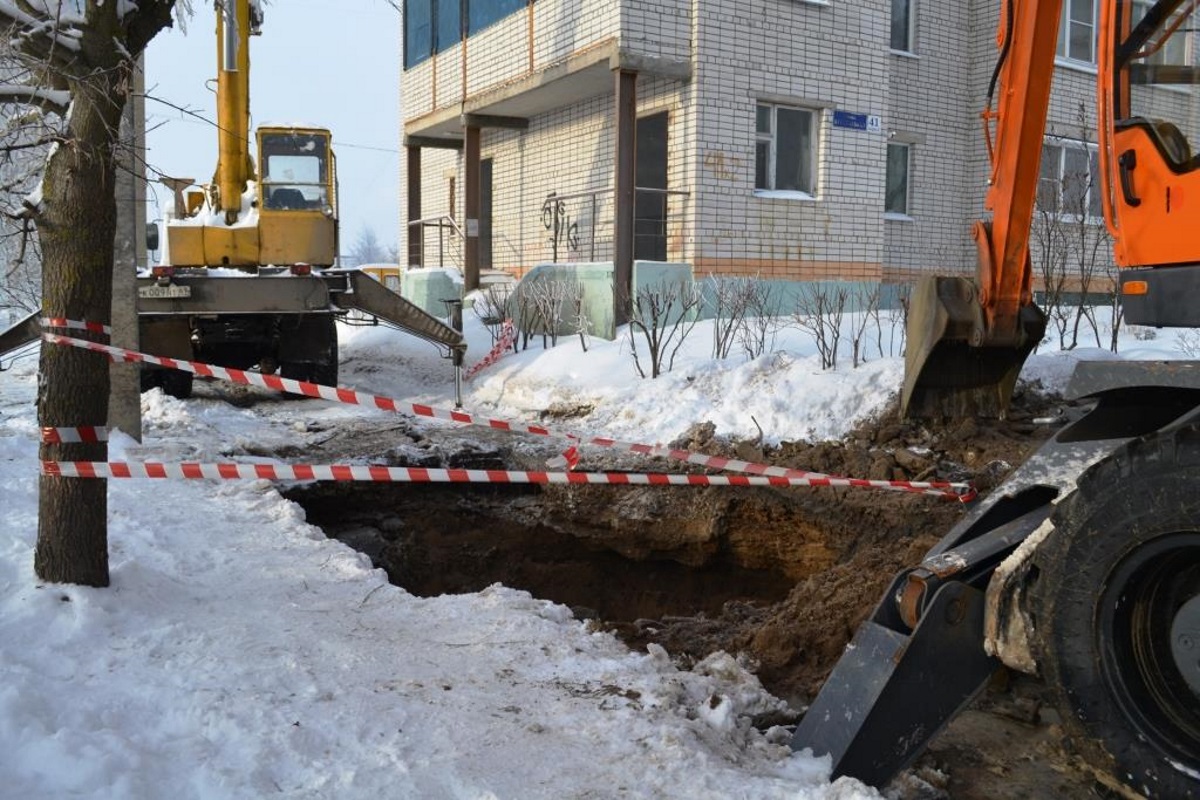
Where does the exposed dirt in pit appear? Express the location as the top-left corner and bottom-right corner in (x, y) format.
(284, 385), (1122, 800)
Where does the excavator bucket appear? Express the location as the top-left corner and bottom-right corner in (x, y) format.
(901, 276), (1046, 419)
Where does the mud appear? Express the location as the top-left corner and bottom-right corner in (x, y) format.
(284, 384), (1123, 799)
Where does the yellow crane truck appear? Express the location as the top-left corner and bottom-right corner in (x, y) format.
(135, 0), (462, 397)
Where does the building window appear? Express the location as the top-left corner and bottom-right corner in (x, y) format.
(755, 103), (817, 196)
(468, 0), (528, 35)
(885, 143), (911, 215)
(404, 0), (433, 68)
(1133, 0), (1191, 66)
(404, 0), (469, 69)
(890, 0), (914, 53)
(1058, 0), (1097, 64)
(1038, 139), (1102, 220)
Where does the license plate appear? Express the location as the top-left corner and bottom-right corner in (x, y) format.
(138, 284), (192, 299)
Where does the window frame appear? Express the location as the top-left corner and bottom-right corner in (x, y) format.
(890, 0), (915, 54)
(1037, 137), (1104, 223)
(1057, 0), (1098, 65)
(1131, 0), (1192, 67)
(885, 142), (912, 218)
(754, 102), (819, 199)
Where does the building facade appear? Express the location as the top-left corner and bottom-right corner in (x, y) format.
(399, 0), (1109, 292)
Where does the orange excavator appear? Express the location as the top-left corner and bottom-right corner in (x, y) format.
(793, 2), (1200, 797)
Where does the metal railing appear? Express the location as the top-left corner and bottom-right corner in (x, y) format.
(541, 186), (690, 262)
(407, 214), (465, 269)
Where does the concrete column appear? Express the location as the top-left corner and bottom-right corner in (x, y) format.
(463, 124), (482, 292)
(613, 68), (638, 325)
(108, 57), (144, 442)
(406, 144), (423, 268)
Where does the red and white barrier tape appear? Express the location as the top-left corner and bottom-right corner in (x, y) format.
(464, 319), (516, 380)
(41, 426), (109, 444)
(41, 326), (976, 502)
(39, 460), (961, 495)
(547, 445), (580, 471)
(40, 318), (111, 337)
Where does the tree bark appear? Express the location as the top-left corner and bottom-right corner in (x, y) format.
(32, 2), (176, 586)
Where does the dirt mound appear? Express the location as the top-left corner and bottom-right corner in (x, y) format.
(581, 385), (1063, 702)
(288, 383), (1101, 799)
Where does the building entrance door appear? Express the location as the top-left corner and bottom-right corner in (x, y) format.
(480, 158), (493, 270)
(635, 112), (668, 262)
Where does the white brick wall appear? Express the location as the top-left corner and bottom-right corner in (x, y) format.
(399, 0), (1128, 286)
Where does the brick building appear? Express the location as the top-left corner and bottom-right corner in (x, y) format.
(399, 0), (1109, 293)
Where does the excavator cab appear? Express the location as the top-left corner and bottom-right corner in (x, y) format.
(1105, 0), (1200, 328)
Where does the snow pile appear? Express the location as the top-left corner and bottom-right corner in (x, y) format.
(0, 318), (892, 799)
(0, 310), (1189, 798)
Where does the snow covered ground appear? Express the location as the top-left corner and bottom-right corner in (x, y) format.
(0, 310), (1187, 799)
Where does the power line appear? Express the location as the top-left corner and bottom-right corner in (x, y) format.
(142, 94), (401, 155)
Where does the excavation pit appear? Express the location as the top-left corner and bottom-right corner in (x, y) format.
(286, 482), (798, 625)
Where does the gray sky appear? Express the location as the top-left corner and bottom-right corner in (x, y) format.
(143, 0), (403, 257)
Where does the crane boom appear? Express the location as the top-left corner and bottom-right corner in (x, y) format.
(215, 0), (256, 220)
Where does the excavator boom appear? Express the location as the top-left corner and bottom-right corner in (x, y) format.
(901, 0), (1056, 418)
(799, 3), (1200, 796)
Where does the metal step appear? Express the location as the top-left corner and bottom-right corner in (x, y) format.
(328, 270), (466, 363)
(0, 311), (41, 364)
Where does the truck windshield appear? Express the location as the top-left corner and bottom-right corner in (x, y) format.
(1117, 0), (1200, 166)
(260, 132), (330, 210)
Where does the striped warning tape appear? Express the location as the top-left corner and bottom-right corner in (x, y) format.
(41, 326), (976, 502)
(41, 426), (109, 444)
(38, 460), (963, 495)
(40, 318), (111, 337)
(464, 319), (516, 380)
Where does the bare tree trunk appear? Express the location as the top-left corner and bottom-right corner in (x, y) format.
(35, 64), (129, 587)
(2, 1), (176, 586)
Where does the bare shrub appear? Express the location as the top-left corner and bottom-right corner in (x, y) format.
(848, 284), (882, 367)
(1175, 329), (1200, 358)
(510, 275), (589, 350)
(792, 283), (848, 369)
(1031, 105), (1112, 350)
(626, 280), (702, 378)
(472, 283), (513, 345)
(737, 279), (779, 360)
(1105, 264), (1124, 353)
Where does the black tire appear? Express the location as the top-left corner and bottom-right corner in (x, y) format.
(139, 367), (161, 393)
(160, 370), (194, 400)
(281, 317), (338, 389)
(1031, 425), (1200, 799)
(311, 317), (338, 387)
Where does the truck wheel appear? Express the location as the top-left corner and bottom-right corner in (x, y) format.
(139, 367), (161, 393)
(161, 370), (194, 400)
(311, 320), (338, 387)
(1031, 425), (1200, 799)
